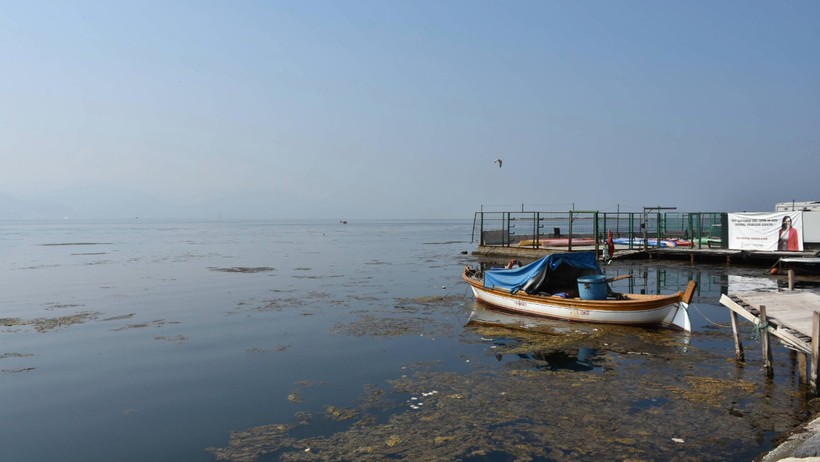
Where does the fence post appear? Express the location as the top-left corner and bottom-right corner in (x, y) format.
(504, 212), (509, 247)
(656, 212), (662, 249)
(594, 211), (600, 257)
(479, 212), (484, 246)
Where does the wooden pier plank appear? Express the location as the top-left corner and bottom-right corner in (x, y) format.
(730, 291), (820, 336)
(718, 294), (815, 355)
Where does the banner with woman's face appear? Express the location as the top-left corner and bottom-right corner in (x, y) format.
(727, 212), (803, 251)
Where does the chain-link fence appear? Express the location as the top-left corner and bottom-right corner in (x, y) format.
(472, 211), (725, 250)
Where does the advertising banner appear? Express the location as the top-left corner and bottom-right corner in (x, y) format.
(727, 212), (803, 251)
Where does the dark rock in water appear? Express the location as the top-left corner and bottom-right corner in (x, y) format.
(461, 251), (468, 255)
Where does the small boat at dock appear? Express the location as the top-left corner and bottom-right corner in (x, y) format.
(463, 252), (697, 331)
(777, 256), (820, 275)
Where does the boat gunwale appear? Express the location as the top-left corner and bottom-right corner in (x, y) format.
(462, 272), (683, 312)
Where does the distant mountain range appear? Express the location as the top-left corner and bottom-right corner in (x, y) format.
(0, 186), (188, 220)
(0, 185), (349, 220)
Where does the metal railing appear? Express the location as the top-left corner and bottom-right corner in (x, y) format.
(472, 210), (726, 250)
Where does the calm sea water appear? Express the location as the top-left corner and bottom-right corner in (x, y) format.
(0, 219), (815, 461)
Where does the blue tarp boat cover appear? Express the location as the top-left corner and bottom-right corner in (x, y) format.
(483, 252), (603, 294)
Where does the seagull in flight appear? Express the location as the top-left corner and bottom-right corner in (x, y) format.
(494, 158), (503, 168)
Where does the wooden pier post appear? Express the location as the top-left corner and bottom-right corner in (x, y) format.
(730, 310), (745, 362)
(812, 311), (820, 391)
(799, 352), (808, 384)
(759, 305), (773, 377)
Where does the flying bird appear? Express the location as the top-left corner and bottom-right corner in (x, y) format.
(494, 158), (503, 168)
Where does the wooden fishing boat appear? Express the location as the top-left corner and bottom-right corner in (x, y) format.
(463, 252), (697, 331)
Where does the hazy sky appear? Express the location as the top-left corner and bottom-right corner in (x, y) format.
(2, 1), (818, 219)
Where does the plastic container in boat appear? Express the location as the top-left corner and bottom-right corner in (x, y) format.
(577, 275), (607, 300)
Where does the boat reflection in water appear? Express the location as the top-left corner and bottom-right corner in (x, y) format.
(466, 303), (609, 372)
(466, 300), (693, 374)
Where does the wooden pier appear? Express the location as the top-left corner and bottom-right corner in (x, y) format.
(720, 285), (820, 388)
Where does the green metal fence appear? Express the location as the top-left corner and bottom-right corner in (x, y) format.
(472, 211), (725, 250)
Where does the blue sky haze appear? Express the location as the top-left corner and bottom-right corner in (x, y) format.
(2, 1), (818, 219)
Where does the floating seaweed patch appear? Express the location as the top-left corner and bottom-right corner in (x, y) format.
(325, 406), (357, 421)
(45, 303), (85, 311)
(331, 315), (451, 337)
(292, 274), (344, 279)
(394, 295), (465, 313)
(0, 353), (34, 359)
(209, 267), (276, 273)
(154, 335), (188, 344)
(0, 318), (24, 327)
(82, 260), (112, 266)
(32, 311), (100, 333)
(40, 242), (111, 246)
(2, 367), (36, 374)
(100, 313), (136, 322)
(294, 411), (311, 426)
(246, 344), (289, 353)
(112, 319), (181, 331)
(665, 375), (757, 408)
(206, 343), (781, 462)
(207, 423), (295, 461)
(248, 291), (337, 313)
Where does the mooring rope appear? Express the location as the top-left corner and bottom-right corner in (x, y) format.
(690, 303), (731, 329)
(440, 278), (468, 300)
(752, 321), (770, 340)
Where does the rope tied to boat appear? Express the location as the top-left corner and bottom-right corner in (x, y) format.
(752, 321), (769, 340)
(690, 303), (730, 329)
